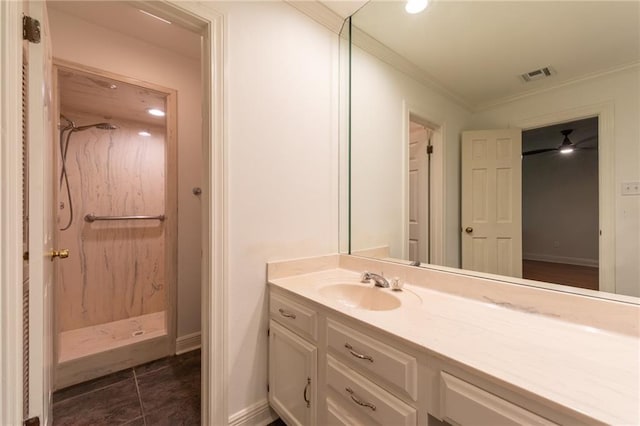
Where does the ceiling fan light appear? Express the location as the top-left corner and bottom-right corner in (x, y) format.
(560, 147), (574, 154)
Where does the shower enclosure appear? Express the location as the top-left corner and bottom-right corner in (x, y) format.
(53, 63), (177, 389)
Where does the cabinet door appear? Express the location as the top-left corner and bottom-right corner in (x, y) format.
(269, 320), (317, 426)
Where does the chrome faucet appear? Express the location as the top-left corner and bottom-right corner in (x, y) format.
(360, 271), (390, 288)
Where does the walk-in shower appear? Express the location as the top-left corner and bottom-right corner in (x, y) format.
(54, 66), (176, 389)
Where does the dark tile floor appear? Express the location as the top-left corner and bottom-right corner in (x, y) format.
(53, 350), (201, 425)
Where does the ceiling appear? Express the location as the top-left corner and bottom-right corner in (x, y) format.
(352, 1), (640, 109)
(48, 1), (201, 60)
(59, 67), (167, 128)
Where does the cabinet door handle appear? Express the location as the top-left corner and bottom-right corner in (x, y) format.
(344, 343), (374, 362)
(278, 308), (296, 319)
(303, 377), (311, 408)
(345, 387), (376, 411)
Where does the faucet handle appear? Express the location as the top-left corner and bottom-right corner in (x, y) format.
(360, 271), (371, 283)
(390, 277), (404, 291)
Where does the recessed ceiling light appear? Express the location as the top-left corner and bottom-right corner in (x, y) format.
(138, 130), (151, 137)
(147, 108), (165, 117)
(139, 10), (172, 24)
(405, 0), (429, 14)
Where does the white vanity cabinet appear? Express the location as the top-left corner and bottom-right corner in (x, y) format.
(269, 294), (318, 426)
(268, 285), (592, 426)
(439, 372), (557, 426)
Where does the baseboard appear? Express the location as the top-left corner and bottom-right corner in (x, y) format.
(523, 253), (599, 268)
(229, 399), (278, 426)
(175, 332), (201, 355)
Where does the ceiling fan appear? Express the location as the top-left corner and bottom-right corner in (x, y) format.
(522, 129), (597, 157)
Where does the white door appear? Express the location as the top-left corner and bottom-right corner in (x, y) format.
(269, 320), (317, 426)
(461, 129), (522, 277)
(25, 1), (55, 423)
(408, 124), (429, 264)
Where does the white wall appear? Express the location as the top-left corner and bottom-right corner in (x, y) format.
(48, 9), (203, 337)
(350, 45), (472, 266)
(472, 67), (640, 296)
(210, 2), (339, 416)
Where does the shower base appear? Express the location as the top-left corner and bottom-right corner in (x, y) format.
(56, 311), (171, 389)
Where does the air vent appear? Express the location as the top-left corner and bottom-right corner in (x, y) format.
(520, 66), (554, 82)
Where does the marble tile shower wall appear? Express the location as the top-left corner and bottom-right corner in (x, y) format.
(56, 110), (167, 332)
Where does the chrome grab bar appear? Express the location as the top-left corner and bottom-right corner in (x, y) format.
(84, 214), (165, 223)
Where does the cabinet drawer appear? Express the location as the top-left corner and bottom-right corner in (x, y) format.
(440, 372), (557, 426)
(326, 397), (370, 426)
(327, 319), (418, 400)
(327, 355), (417, 426)
(270, 293), (317, 341)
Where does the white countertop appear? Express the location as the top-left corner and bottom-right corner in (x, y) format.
(269, 268), (640, 425)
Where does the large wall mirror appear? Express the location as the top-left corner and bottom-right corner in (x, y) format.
(344, 1), (639, 301)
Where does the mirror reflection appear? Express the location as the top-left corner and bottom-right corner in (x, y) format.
(347, 1), (639, 299)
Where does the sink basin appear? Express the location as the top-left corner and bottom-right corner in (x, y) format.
(319, 284), (401, 311)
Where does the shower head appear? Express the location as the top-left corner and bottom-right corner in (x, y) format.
(59, 114), (75, 130)
(73, 122), (118, 132)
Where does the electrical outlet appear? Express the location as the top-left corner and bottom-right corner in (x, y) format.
(622, 182), (640, 195)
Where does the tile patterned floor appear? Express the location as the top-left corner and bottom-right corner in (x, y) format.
(53, 350), (200, 425)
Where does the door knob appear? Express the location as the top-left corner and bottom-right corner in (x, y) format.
(50, 249), (70, 261)
(465, 227), (473, 234)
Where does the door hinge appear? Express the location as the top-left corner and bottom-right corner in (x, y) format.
(267, 383), (270, 393)
(426, 145), (434, 155)
(23, 251), (29, 261)
(267, 328), (270, 337)
(23, 15), (41, 43)
(24, 417), (40, 426)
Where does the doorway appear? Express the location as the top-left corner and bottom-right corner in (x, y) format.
(521, 117), (599, 290)
(406, 113), (444, 266)
(19, 2), (220, 419)
(53, 63), (178, 389)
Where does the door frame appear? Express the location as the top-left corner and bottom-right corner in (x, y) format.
(1, 1), (28, 424)
(514, 102), (615, 293)
(0, 1), (228, 425)
(51, 59), (179, 387)
(402, 102), (445, 265)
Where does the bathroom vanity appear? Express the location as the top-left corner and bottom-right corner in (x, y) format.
(267, 255), (640, 426)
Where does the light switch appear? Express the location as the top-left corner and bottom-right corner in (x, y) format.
(621, 182), (640, 195)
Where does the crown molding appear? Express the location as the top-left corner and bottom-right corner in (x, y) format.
(351, 23), (640, 114)
(475, 61), (640, 112)
(351, 26), (474, 112)
(285, 1), (347, 34)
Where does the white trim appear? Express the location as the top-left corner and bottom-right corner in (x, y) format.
(285, 1), (345, 34)
(228, 399), (278, 426)
(0, 1), (25, 424)
(523, 253), (599, 268)
(338, 17), (350, 255)
(514, 102), (615, 294)
(176, 332), (201, 355)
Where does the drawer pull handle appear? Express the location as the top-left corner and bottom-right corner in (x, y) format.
(278, 308), (296, 319)
(344, 343), (374, 362)
(345, 387), (376, 411)
(303, 377), (311, 408)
